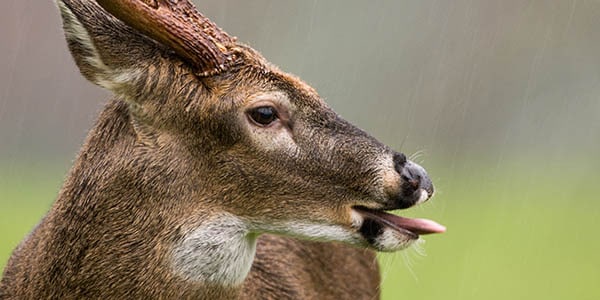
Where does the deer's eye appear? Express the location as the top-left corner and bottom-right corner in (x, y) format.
(248, 106), (278, 126)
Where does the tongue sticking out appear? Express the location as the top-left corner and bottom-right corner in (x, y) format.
(355, 207), (446, 235)
(379, 213), (446, 235)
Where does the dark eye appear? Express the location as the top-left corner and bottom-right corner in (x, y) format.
(248, 106), (278, 126)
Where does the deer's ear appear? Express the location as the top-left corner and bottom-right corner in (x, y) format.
(58, 0), (238, 94)
(57, 0), (155, 93)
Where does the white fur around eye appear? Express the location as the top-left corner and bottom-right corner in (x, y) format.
(243, 92), (299, 155)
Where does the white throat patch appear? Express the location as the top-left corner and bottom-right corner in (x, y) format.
(172, 214), (257, 286)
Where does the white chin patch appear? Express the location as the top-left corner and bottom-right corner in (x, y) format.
(374, 227), (416, 252)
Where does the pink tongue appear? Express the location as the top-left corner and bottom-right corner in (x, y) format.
(383, 214), (446, 235)
(354, 207), (446, 235)
(359, 208), (446, 235)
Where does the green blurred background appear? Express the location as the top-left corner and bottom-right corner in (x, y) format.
(1, 1), (598, 299)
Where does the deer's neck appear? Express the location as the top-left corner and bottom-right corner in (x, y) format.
(172, 214), (258, 288)
(56, 101), (257, 297)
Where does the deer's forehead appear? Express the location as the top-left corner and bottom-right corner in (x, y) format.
(260, 71), (325, 111)
(232, 48), (324, 108)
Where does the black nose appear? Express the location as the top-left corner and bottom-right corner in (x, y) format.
(392, 152), (434, 208)
(399, 160), (434, 196)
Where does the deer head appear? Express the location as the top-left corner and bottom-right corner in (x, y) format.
(55, 0), (444, 288)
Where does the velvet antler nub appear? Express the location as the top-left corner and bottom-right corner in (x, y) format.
(97, 0), (237, 76)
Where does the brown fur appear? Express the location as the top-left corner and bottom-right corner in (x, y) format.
(0, 1), (426, 299)
(1, 99), (380, 299)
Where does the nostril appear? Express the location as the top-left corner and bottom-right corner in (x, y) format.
(408, 178), (419, 189)
(402, 170), (420, 190)
(400, 161), (429, 194)
(392, 159), (434, 208)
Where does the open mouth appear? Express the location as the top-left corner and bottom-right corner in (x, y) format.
(353, 206), (446, 239)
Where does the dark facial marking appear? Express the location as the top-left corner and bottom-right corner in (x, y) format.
(359, 218), (384, 245)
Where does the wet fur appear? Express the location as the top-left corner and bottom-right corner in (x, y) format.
(0, 100), (380, 299)
(0, 0), (396, 298)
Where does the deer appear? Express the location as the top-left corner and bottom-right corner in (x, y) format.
(0, 0), (445, 299)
